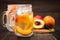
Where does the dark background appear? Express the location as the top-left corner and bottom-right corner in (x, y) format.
(0, 0), (60, 40)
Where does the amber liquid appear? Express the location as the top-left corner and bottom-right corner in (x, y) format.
(14, 13), (33, 35)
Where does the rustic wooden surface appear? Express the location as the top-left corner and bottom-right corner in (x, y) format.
(0, 26), (57, 40)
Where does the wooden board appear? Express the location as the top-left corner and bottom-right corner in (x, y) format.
(33, 29), (55, 33)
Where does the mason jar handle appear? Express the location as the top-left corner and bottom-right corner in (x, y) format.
(2, 11), (6, 27)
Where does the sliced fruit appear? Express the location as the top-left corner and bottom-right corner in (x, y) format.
(14, 24), (33, 35)
(14, 13), (33, 35)
(15, 13), (33, 29)
(33, 15), (44, 29)
(33, 18), (45, 28)
(15, 13), (31, 24)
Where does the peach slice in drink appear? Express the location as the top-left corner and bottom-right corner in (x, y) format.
(14, 13), (33, 35)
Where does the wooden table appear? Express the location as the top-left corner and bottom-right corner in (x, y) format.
(0, 25), (59, 40)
